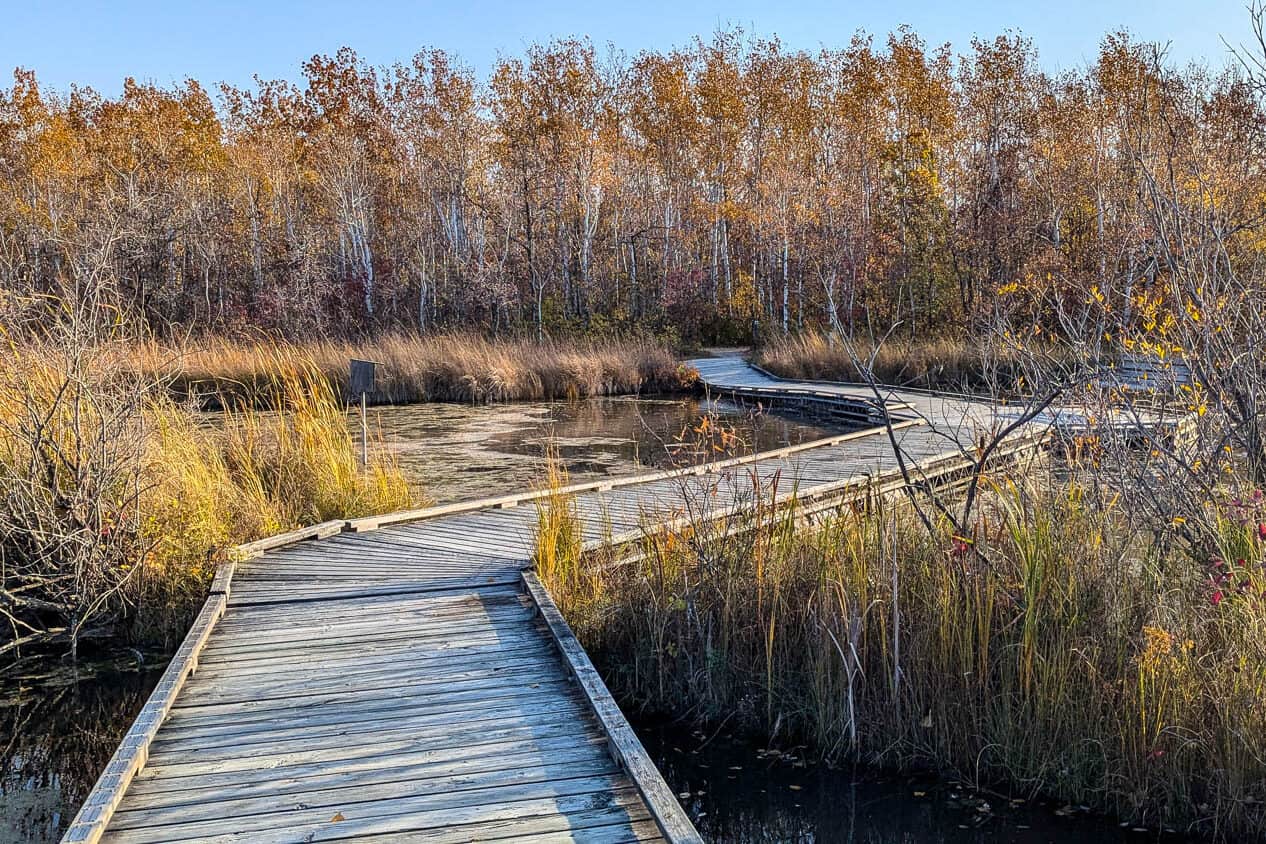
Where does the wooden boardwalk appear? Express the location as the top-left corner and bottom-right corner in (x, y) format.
(66, 356), (1043, 844)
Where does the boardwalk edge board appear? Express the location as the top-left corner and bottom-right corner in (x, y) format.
(745, 359), (984, 402)
(229, 520), (345, 561)
(61, 564), (234, 844)
(522, 570), (704, 844)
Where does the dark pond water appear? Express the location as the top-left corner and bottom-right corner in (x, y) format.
(636, 722), (1187, 844)
(0, 658), (166, 842)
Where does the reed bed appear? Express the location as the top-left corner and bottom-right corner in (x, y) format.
(756, 332), (1033, 392)
(538, 470), (1266, 838)
(0, 338), (412, 661)
(136, 332), (694, 407)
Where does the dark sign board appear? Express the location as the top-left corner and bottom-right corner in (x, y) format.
(349, 359), (378, 396)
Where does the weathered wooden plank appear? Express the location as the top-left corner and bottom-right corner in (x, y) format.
(163, 679), (580, 740)
(110, 747), (622, 829)
(190, 638), (556, 681)
(198, 604), (538, 653)
(239, 546), (521, 566)
(207, 592), (533, 631)
(153, 695), (596, 754)
(146, 713), (602, 774)
(138, 728), (606, 789)
(523, 571), (702, 844)
(316, 530), (535, 558)
(181, 655), (558, 703)
(123, 738), (611, 812)
(333, 529), (534, 557)
(227, 573), (524, 605)
(167, 673), (571, 722)
(227, 518), (346, 560)
(192, 635), (553, 676)
(247, 544), (515, 566)
(369, 818), (663, 844)
(188, 621), (548, 667)
(105, 781), (648, 844)
(110, 766), (634, 842)
(173, 659), (571, 716)
(242, 572), (519, 603)
(213, 587), (529, 630)
(128, 724), (603, 799)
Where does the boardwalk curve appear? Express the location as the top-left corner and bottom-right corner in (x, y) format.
(67, 355), (1044, 844)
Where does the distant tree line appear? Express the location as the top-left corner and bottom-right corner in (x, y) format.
(0, 26), (1263, 343)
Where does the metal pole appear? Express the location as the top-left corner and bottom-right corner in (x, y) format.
(360, 391), (368, 467)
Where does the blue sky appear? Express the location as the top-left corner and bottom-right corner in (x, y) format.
(3, 0), (1255, 94)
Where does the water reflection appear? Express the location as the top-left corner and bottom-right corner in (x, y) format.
(1, 659), (164, 842)
(637, 723), (1184, 843)
(369, 395), (839, 503)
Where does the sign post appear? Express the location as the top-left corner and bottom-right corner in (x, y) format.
(349, 359), (379, 467)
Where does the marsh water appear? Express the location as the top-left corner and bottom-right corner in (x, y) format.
(636, 723), (1183, 843)
(367, 394), (837, 503)
(1, 394), (1175, 842)
(1, 659), (164, 842)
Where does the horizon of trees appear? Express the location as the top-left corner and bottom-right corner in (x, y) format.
(1, 24), (1263, 344)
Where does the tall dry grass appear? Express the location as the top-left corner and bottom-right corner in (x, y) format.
(532, 454), (587, 602)
(0, 339), (412, 660)
(541, 470), (1266, 838)
(756, 332), (1033, 392)
(137, 332), (694, 407)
